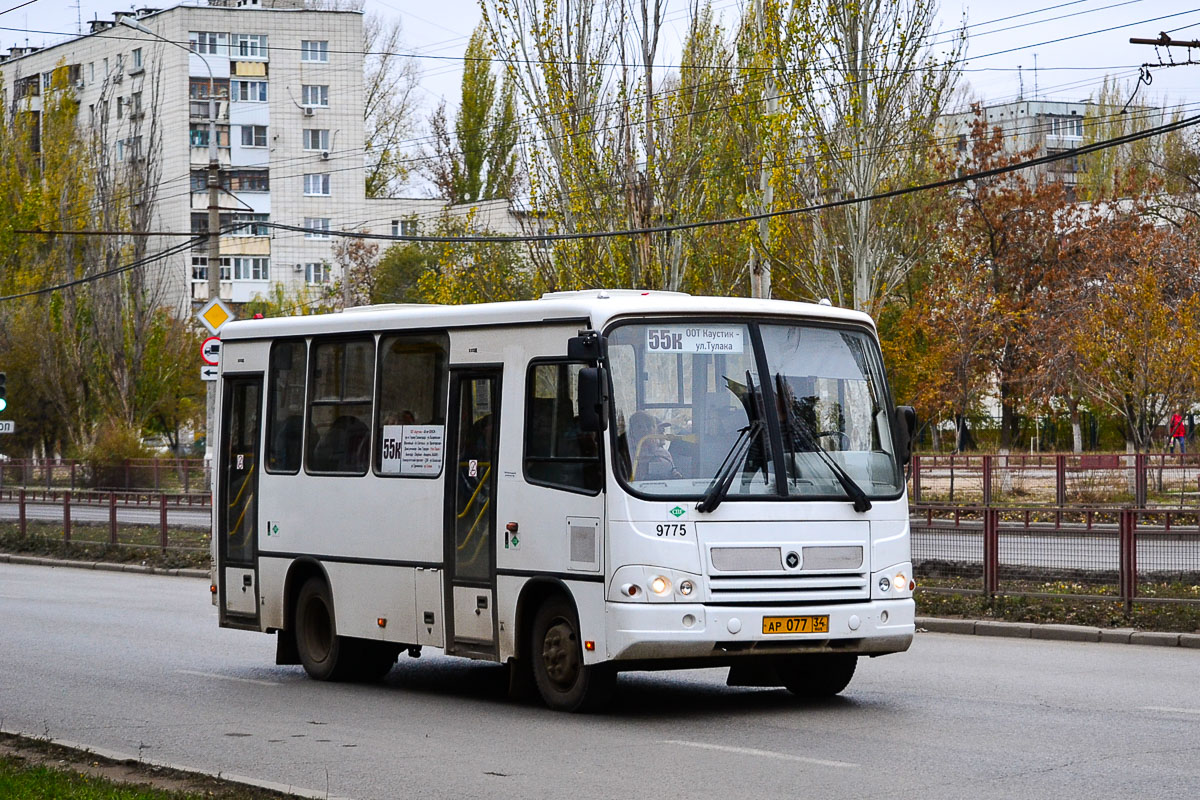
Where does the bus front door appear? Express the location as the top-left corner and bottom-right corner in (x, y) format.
(444, 369), (501, 657)
(218, 374), (262, 627)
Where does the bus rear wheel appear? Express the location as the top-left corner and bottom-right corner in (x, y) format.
(530, 596), (614, 712)
(781, 653), (857, 698)
(295, 576), (351, 681)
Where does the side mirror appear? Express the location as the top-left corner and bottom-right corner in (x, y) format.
(895, 405), (917, 466)
(577, 367), (609, 432)
(567, 329), (605, 362)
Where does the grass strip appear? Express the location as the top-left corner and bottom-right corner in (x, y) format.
(0, 733), (301, 799)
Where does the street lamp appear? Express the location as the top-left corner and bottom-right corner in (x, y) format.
(116, 14), (221, 301)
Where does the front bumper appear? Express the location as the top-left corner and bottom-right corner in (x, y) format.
(605, 598), (914, 661)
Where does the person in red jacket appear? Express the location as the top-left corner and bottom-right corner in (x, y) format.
(1169, 411), (1186, 454)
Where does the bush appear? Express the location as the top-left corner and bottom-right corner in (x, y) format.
(74, 423), (152, 489)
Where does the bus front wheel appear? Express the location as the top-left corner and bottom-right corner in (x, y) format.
(295, 577), (350, 681)
(530, 596), (614, 712)
(781, 653), (857, 698)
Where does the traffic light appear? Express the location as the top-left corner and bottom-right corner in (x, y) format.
(0, 372), (6, 413)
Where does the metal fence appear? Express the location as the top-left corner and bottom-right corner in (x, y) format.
(912, 453), (1200, 508)
(0, 488), (211, 553)
(912, 504), (1200, 609)
(0, 458), (211, 493)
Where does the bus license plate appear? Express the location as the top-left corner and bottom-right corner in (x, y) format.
(762, 615), (829, 634)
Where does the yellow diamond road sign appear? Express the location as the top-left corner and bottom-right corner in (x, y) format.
(197, 297), (235, 335)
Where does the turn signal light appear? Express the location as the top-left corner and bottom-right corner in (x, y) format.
(210, 584), (217, 594)
(377, 618), (387, 628)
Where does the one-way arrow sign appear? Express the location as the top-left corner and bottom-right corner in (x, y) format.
(200, 365), (219, 382)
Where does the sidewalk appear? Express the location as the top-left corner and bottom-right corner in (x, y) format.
(0, 552), (208, 579)
(918, 616), (1200, 648)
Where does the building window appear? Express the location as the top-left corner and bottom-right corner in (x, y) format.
(300, 40), (328, 62)
(189, 32), (227, 56)
(89, 62), (94, 83)
(305, 262), (331, 284)
(191, 255), (232, 282)
(231, 213), (269, 236)
(189, 78), (230, 100)
(132, 48), (142, 69)
(304, 217), (331, 238)
(234, 256), (270, 281)
(304, 173), (331, 196)
(231, 80), (268, 102)
(130, 92), (142, 116)
(302, 128), (329, 151)
(1049, 115), (1084, 138)
(301, 84), (328, 107)
(189, 124), (230, 148)
(391, 219), (418, 237)
(228, 170), (269, 192)
(241, 124), (268, 147)
(232, 34), (268, 59)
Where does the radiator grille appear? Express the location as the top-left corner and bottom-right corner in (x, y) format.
(711, 546), (780, 572)
(707, 572), (869, 604)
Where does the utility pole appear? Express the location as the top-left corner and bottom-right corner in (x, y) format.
(1129, 32), (1200, 49)
(118, 16), (221, 485)
(749, 0), (775, 299)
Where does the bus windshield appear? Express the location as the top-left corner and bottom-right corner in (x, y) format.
(607, 320), (903, 502)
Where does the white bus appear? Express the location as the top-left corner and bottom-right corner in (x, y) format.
(212, 291), (918, 711)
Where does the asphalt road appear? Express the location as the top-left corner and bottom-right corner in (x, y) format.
(0, 502), (210, 529)
(1, 562), (1197, 799)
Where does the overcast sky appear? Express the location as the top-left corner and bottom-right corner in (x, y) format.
(6, 0), (1200, 118)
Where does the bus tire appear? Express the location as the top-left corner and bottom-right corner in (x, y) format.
(781, 653), (857, 698)
(530, 596), (614, 712)
(352, 641), (400, 682)
(295, 576), (351, 681)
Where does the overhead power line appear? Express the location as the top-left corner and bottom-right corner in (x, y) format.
(262, 111), (1200, 245)
(0, 235), (206, 302)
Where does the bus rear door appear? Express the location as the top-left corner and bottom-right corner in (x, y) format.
(444, 369), (501, 657)
(218, 374), (262, 627)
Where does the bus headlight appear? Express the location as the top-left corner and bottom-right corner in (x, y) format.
(608, 566), (704, 603)
(872, 563), (914, 599)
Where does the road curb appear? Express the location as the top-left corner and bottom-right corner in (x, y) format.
(0, 552), (207, 579)
(5, 732), (351, 800)
(918, 617), (1198, 648)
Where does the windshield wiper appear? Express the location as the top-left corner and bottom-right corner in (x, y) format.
(696, 419), (764, 513)
(776, 373), (872, 513)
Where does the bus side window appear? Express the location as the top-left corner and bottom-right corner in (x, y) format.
(375, 332), (449, 477)
(265, 340), (306, 473)
(523, 361), (602, 494)
(306, 337), (374, 475)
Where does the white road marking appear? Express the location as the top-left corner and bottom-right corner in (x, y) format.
(176, 669), (279, 687)
(661, 739), (858, 768)
(1142, 706), (1200, 715)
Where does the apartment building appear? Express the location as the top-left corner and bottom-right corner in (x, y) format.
(0, 1), (517, 310)
(939, 99), (1165, 194)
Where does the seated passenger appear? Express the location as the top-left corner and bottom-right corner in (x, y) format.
(629, 411), (680, 480)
